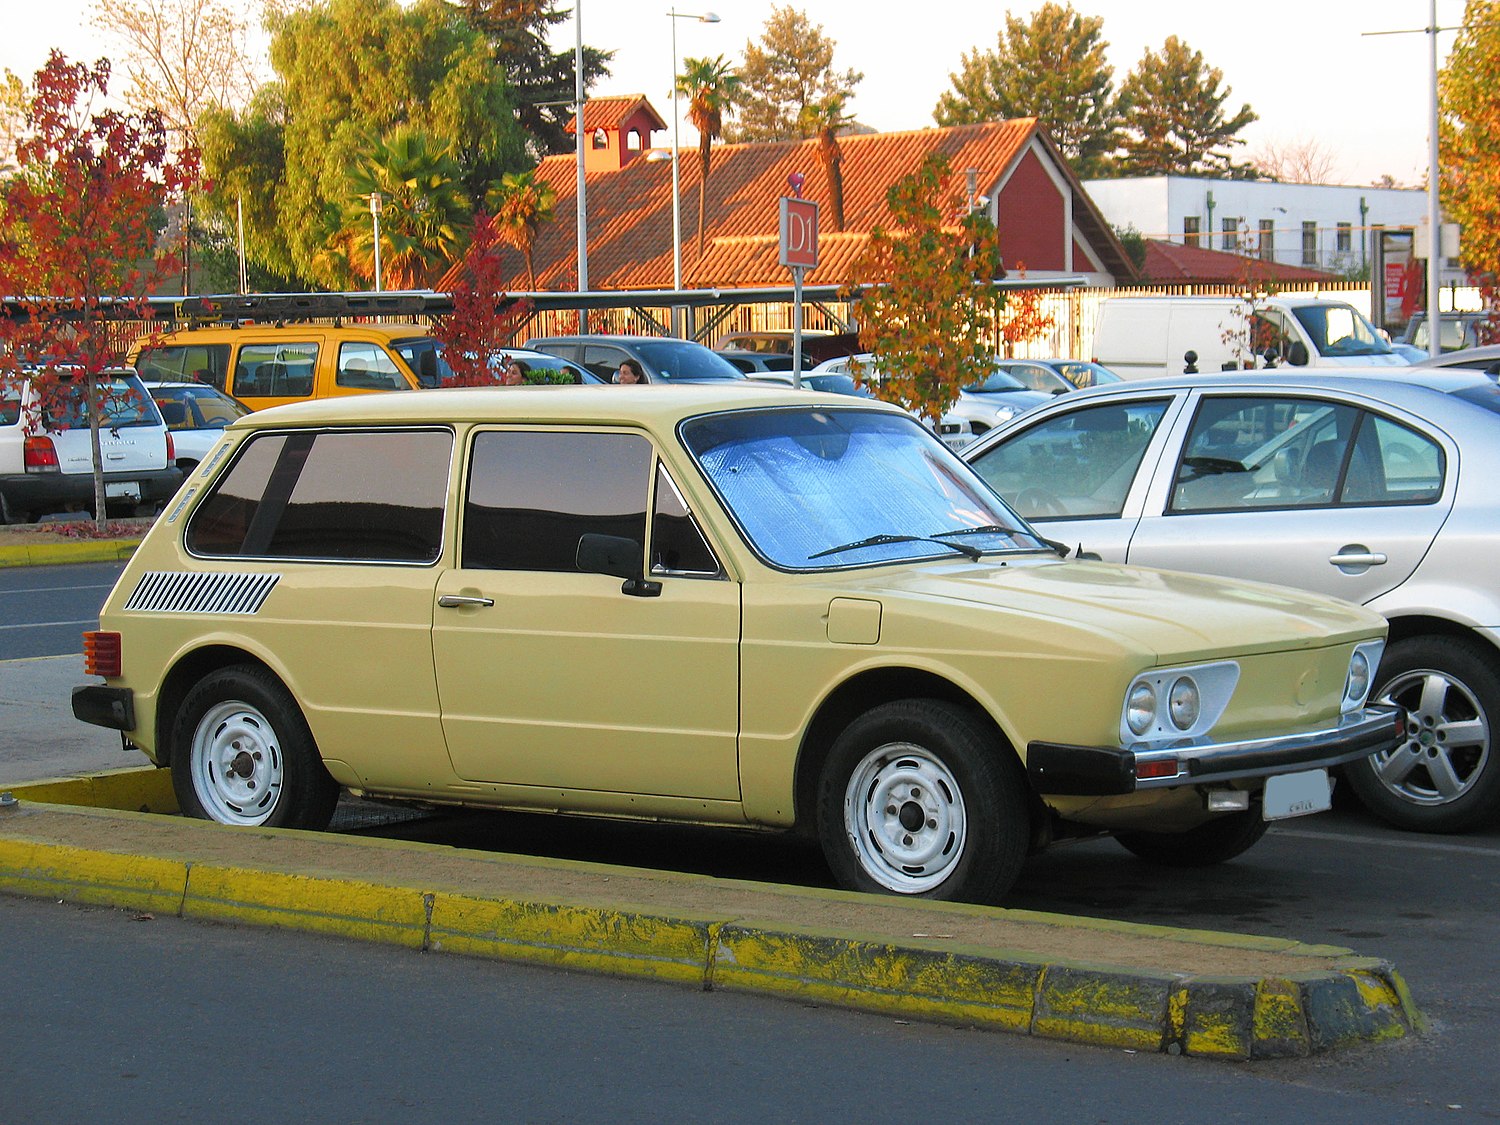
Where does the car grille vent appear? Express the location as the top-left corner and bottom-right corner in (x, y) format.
(124, 571), (281, 615)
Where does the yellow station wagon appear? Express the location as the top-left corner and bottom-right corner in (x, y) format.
(74, 385), (1404, 903)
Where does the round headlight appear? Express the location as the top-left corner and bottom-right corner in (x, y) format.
(1168, 676), (1200, 730)
(1126, 681), (1157, 736)
(1346, 650), (1371, 703)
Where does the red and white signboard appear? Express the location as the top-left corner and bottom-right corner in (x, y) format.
(779, 197), (819, 270)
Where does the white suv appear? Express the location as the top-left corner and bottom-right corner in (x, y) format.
(0, 367), (182, 524)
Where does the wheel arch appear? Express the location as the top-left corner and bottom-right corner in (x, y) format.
(154, 645), (283, 767)
(1383, 613), (1500, 660)
(791, 666), (1037, 837)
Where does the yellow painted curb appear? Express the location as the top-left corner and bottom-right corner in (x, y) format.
(5, 767), (177, 813)
(0, 538), (141, 568)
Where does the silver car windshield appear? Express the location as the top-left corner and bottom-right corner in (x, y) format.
(682, 407), (1047, 570)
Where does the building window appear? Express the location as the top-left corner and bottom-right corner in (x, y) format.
(626, 129), (642, 151)
(1258, 219), (1276, 261)
(1183, 216), (1201, 247)
(1302, 221), (1318, 266)
(1336, 222), (1352, 253)
(591, 128), (607, 150)
(1222, 218), (1239, 251)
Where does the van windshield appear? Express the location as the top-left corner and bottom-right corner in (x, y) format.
(1291, 304), (1393, 358)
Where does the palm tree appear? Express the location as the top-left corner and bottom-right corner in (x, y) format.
(676, 54), (741, 259)
(799, 94), (849, 233)
(484, 170), (557, 290)
(343, 126), (470, 290)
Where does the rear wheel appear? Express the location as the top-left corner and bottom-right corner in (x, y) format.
(1345, 635), (1500, 833)
(816, 700), (1029, 905)
(1115, 809), (1269, 866)
(171, 665), (339, 830)
(0, 492), (30, 525)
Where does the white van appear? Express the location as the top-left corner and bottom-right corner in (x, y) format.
(1092, 295), (1411, 379)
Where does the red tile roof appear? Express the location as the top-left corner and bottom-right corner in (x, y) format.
(565, 95), (666, 135)
(1143, 238), (1336, 284)
(443, 119), (1135, 292)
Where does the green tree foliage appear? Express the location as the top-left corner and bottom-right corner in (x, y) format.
(1440, 0), (1500, 296)
(725, 5), (861, 143)
(484, 169), (556, 290)
(1115, 35), (1256, 175)
(846, 153), (1007, 425)
(933, 2), (1118, 177)
(677, 55), (742, 261)
(197, 0), (526, 288)
(446, 0), (612, 156)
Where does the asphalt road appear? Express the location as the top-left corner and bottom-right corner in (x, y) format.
(3, 561), (1499, 1118)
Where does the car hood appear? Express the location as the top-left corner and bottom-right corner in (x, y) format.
(829, 556), (1381, 663)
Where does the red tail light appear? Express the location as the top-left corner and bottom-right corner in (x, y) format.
(83, 631), (122, 678)
(24, 435), (59, 472)
(166, 432), (175, 464)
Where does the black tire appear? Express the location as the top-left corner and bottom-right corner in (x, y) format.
(1345, 635), (1500, 833)
(170, 665), (339, 830)
(816, 699), (1030, 905)
(0, 492), (30, 525)
(1115, 809), (1269, 866)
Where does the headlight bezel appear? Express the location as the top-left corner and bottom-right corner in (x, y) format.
(1120, 661), (1239, 746)
(1344, 639), (1386, 712)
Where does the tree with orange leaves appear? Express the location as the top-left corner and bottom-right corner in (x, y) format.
(0, 52), (195, 526)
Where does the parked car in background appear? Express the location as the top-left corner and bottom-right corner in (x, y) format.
(482, 348), (603, 386)
(1000, 358), (1122, 390)
(806, 354), (973, 448)
(74, 383), (1398, 904)
(145, 381), (250, 473)
(1400, 311), (1492, 354)
(527, 335), (749, 384)
(717, 350), (797, 377)
(1409, 343), (1500, 376)
(713, 329), (862, 366)
(1, 367), (181, 524)
(963, 367), (1500, 833)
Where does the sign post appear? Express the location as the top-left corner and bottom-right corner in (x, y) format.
(779, 191), (819, 388)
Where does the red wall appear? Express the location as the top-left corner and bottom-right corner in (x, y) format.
(998, 149), (1067, 273)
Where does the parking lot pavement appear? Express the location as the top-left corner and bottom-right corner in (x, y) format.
(1, 656), (152, 782)
(0, 768), (1421, 1062)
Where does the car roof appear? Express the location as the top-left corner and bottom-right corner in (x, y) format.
(528, 334), (710, 347)
(136, 322), (435, 346)
(1409, 344), (1500, 369)
(228, 382), (909, 432)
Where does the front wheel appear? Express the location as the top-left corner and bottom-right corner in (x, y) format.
(1115, 809), (1269, 866)
(816, 700), (1030, 905)
(171, 665), (339, 830)
(1345, 635), (1500, 833)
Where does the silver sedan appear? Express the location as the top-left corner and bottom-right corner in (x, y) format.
(963, 367), (1500, 833)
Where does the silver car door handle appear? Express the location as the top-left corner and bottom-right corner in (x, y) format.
(1329, 550), (1388, 567)
(437, 594), (495, 608)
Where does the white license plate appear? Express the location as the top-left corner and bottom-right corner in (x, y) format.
(1263, 769), (1332, 821)
(105, 481), (141, 501)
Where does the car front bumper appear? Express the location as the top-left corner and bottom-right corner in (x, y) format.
(1026, 704), (1405, 796)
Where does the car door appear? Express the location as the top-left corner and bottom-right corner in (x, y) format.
(1124, 389), (1454, 603)
(431, 426), (741, 799)
(966, 393), (1186, 561)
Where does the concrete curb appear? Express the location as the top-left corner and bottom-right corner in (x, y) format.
(0, 768), (1424, 1060)
(0, 537), (142, 568)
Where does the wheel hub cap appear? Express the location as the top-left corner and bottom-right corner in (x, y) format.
(191, 701), (284, 825)
(1373, 669), (1490, 806)
(844, 743), (966, 894)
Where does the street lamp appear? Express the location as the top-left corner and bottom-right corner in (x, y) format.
(369, 191), (384, 293)
(575, 1), (588, 293)
(668, 8), (719, 292)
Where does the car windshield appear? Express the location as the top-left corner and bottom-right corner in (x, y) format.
(392, 336), (454, 387)
(682, 407), (1046, 570)
(1290, 305), (1393, 357)
(633, 341), (745, 381)
(996, 364), (1073, 393)
(963, 368), (1032, 394)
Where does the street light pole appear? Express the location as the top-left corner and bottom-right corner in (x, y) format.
(369, 191), (384, 293)
(575, 1), (588, 293)
(1426, 0), (1442, 359)
(668, 8), (719, 293)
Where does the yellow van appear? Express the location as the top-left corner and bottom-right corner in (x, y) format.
(131, 318), (448, 410)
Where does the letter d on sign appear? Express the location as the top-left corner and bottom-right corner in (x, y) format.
(779, 197), (819, 270)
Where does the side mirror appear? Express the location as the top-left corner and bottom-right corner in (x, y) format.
(1287, 341), (1310, 367)
(576, 533), (661, 598)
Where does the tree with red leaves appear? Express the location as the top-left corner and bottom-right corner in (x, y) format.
(0, 51), (195, 525)
(431, 211), (534, 387)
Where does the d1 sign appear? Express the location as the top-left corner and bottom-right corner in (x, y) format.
(779, 197), (819, 270)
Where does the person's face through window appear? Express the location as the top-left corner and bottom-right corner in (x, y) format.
(618, 363), (641, 385)
(503, 361), (524, 386)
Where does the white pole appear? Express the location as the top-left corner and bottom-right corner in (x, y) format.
(370, 191), (383, 293)
(1426, 0), (1442, 359)
(575, 1), (588, 293)
(236, 195), (247, 295)
(670, 8), (682, 293)
(792, 266), (804, 389)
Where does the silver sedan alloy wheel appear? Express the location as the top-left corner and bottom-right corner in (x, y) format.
(188, 699), (286, 826)
(843, 741), (968, 894)
(1373, 667), (1490, 807)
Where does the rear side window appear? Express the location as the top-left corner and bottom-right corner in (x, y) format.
(463, 430), (652, 571)
(40, 375), (161, 430)
(337, 342), (409, 390)
(187, 428), (453, 562)
(1, 384), (20, 427)
(233, 343), (317, 398)
(136, 344), (232, 391)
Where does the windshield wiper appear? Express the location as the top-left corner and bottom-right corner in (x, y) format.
(809, 532), (983, 562)
(935, 523), (1068, 559)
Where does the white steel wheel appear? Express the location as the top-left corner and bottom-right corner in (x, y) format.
(188, 700), (285, 826)
(843, 743), (968, 894)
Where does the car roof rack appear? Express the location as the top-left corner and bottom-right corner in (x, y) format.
(163, 291), (442, 327)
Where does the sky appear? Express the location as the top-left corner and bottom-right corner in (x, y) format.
(0, 0), (1468, 187)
